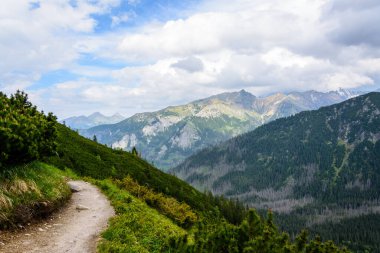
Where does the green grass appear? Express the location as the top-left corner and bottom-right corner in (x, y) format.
(0, 162), (71, 228)
(93, 179), (186, 253)
(45, 124), (212, 213)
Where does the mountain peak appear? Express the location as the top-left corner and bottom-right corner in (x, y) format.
(206, 89), (256, 109)
(113, 113), (124, 117)
(89, 112), (104, 118)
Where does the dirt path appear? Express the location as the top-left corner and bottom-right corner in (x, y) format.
(0, 181), (115, 253)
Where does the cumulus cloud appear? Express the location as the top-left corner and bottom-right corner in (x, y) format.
(325, 0), (380, 47)
(171, 56), (204, 72)
(1, 0), (380, 118)
(0, 0), (117, 92)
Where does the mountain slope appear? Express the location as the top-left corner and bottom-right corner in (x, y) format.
(62, 112), (124, 130)
(46, 124), (215, 213)
(172, 92), (380, 250)
(81, 89), (362, 170)
(172, 92), (380, 204)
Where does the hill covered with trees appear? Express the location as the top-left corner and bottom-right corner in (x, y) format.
(172, 92), (380, 251)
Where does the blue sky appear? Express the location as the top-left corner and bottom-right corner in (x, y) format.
(1, 0), (380, 118)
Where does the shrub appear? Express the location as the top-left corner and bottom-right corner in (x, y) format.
(117, 176), (198, 228)
(0, 91), (57, 168)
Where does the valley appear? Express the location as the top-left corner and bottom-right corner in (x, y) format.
(171, 92), (380, 251)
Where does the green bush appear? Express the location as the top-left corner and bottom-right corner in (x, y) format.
(0, 91), (57, 168)
(116, 176), (198, 227)
(170, 209), (350, 253)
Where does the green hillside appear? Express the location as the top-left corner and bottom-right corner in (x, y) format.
(45, 124), (239, 217)
(172, 92), (380, 251)
(0, 162), (71, 228)
(1, 91), (349, 252)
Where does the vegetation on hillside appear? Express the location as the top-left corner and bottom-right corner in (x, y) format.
(0, 91), (351, 252)
(0, 91), (57, 168)
(45, 124), (248, 224)
(172, 210), (349, 253)
(115, 176), (198, 228)
(93, 179), (187, 252)
(172, 92), (380, 251)
(0, 162), (71, 228)
(46, 124), (347, 252)
(0, 91), (68, 228)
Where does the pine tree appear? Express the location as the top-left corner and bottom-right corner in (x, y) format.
(132, 146), (138, 156)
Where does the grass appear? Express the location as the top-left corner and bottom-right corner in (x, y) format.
(0, 162), (71, 228)
(93, 179), (187, 253)
(45, 124), (212, 213)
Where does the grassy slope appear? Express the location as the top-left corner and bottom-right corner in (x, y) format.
(94, 179), (186, 253)
(0, 162), (71, 228)
(46, 124), (215, 213)
(43, 125), (212, 252)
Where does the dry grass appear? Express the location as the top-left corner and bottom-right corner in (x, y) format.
(0, 192), (12, 210)
(0, 178), (42, 198)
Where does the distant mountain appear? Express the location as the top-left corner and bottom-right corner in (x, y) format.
(62, 112), (125, 130)
(81, 89), (364, 170)
(172, 91), (380, 203)
(171, 92), (380, 249)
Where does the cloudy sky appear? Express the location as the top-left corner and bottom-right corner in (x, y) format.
(1, 0), (380, 119)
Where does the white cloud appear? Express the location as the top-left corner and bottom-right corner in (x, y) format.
(1, 0), (380, 118)
(0, 0), (118, 93)
(261, 48), (325, 68)
(111, 13), (131, 27)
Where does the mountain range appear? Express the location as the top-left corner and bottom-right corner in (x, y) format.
(171, 92), (380, 249)
(62, 112), (125, 130)
(80, 88), (363, 170)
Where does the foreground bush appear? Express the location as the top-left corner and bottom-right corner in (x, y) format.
(0, 91), (57, 168)
(170, 209), (350, 253)
(116, 176), (198, 228)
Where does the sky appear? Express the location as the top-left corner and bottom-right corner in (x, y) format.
(1, 0), (380, 119)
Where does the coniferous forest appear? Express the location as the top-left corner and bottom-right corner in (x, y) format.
(173, 92), (380, 252)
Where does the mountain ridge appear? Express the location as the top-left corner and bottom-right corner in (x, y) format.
(81, 88), (366, 170)
(170, 91), (380, 250)
(62, 112), (125, 130)
(171, 92), (380, 220)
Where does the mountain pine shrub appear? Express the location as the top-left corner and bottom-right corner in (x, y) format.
(0, 91), (57, 169)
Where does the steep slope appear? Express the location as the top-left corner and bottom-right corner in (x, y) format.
(172, 92), (380, 251)
(45, 124), (215, 213)
(173, 92), (380, 204)
(62, 112), (124, 130)
(81, 89), (362, 170)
